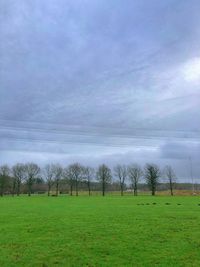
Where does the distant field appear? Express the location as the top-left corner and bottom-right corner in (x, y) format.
(1, 196), (200, 267)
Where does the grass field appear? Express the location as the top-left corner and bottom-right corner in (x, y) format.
(1, 196), (200, 267)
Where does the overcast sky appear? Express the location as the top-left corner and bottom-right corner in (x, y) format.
(0, 0), (200, 181)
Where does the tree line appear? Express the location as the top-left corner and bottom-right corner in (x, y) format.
(0, 162), (176, 197)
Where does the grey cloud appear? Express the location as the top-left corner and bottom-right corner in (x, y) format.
(160, 141), (200, 160)
(0, 0), (200, 181)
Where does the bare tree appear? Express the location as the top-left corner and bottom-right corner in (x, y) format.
(145, 164), (160, 195)
(0, 165), (10, 197)
(52, 164), (63, 196)
(64, 167), (74, 196)
(128, 164), (143, 196)
(83, 166), (94, 196)
(43, 164), (55, 196)
(12, 163), (26, 196)
(66, 163), (84, 196)
(164, 165), (176, 196)
(114, 164), (127, 196)
(96, 164), (112, 196)
(25, 163), (40, 196)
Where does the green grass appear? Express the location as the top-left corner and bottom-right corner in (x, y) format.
(0, 195), (200, 266)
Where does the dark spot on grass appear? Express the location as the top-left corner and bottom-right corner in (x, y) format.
(152, 203), (157, 205)
(165, 203), (171, 205)
(177, 203), (181, 205)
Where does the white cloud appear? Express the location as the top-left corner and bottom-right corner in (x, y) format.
(182, 57), (200, 82)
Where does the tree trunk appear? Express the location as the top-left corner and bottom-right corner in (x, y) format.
(56, 182), (59, 196)
(120, 183), (123, 196)
(47, 185), (51, 196)
(75, 180), (78, 196)
(70, 184), (73, 196)
(28, 182), (31, 196)
(170, 182), (173, 196)
(17, 182), (20, 196)
(134, 188), (137, 196)
(88, 182), (91, 196)
(0, 184), (4, 196)
(102, 182), (105, 196)
(134, 182), (138, 196)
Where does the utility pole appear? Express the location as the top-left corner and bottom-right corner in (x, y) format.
(189, 157), (195, 194)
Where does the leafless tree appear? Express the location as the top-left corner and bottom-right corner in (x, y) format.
(43, 164), (55, 196)
(66, 163), (84, 196)
(164, 165), (176, 196)
(0, 165), (10, 196)
(64, 167), (74, 196)
(114, 164), (127, 196)
(24, 163), (40, 196)
(52, 164), (63, 196)
(83, 166), (94, 196)
(128, 164), (143, 196)
(12, 163), (26, 196)
(96, 164), (112, 196)
(145, 163), (160, 195)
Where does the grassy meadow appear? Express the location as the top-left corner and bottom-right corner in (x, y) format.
(0, 195), (200, 267)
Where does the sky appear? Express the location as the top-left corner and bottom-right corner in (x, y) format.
(0, 0), (200, 181)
